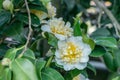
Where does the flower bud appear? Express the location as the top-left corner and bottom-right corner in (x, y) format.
(2, 0), (14, 13)
(1, 58), (11, 66)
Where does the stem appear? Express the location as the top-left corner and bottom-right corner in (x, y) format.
(18, 0), (32, 58)
(93, 0), (120, 38)
(45, 56), (54, 67)
(98, 9), (102, 28)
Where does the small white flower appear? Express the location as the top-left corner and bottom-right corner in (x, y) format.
(55, 36), (91, 71)
(1, 58), (11, 66)
(46, 2), (56, 18)
(41, 18), (73, 40)
(31, 2), (56, 20)
(73, 74), (89, 80)
(3, 0), (14, 13)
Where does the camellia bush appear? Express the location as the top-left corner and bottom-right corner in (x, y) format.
(0, 0), (120, 80)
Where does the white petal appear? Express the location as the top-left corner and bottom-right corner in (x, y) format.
(41, 25), (51, 32)
(55, 50), (61, 58)
(55, 34), (66, 40)
(80, 56), (89, 63)
(58, 40), (66, 49)
(65, 22), (71, 27)
(80, 74), (87, 80)
(75, 63), (87, 70)
(82, 44), (91, 56)
(55, 58), (63, 65)
(63, 64), (74, 71)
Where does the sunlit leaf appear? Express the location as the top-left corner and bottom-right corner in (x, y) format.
(35, 59), (46, 80)
(95, 37), (117, 48)
(4, 48), (17, 61)
(23, 49), (35, 60)
(11, 58), (39, 80)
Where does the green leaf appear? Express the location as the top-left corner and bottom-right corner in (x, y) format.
(0, 0), (3, 10)
(41, 67), (64, 80)
(0, 44), (9, 58)
(73, 18), (82, 36)
(11, 58), (39, 80)
(23, 49), (35, 60)
(87, 63), (96, 75)
(29, 0), (43, 5)
(112, 77), (120, 80)
(82, 34), (95, 50)
(4, 48), (17, 61)
(0, 68), (11, 80)
(78, 0), (90, 8)
(103, 52), (116, 72)
(65, 69), (81, 80)
(35, 59), (46, 80)
(16, 13), (40, 27)
(3, 21), (23, 36)
(0, 10), (11, 27)
(95, 37), (117, 48)
(0, 62), (4, 78)
(40, 0), (50, 6)
(28, 0), (47, 12)
(91, 28), (110, 38)
(90, 46), (106, 57)
(114, 49), (120, 68)
(13, 0), (24, 8)
(45, 33), (58, 48)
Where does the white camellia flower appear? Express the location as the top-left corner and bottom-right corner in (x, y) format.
(55, 36), (91, 71)
(73, 74), (89, 80)
(41, 18), (73, 40)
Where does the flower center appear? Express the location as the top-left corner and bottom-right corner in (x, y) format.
(61, 42), (82, 64)
(51, 26), (65, 35)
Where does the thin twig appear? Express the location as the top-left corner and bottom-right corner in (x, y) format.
(93, 0), (120, 38)
(18, 0), (32, 58)
(98, 9), (102, 28)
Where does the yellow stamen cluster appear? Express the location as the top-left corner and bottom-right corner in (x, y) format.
(61, 42), (82, 64)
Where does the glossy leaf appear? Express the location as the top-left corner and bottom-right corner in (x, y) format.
(87, 63), (96, 75)
(91, 28), (110, 38)
(103, 52), (116, 72)
(90, 46), (106, 57)
(3, 21), (23, 36)
(82, 34), (95, 50)
(23, 49), (35, 60)
(16, 13), (40, 27)
(65, 69), (81, 80)
(73, 17), (82, 36)
(13, 0), (24, 8)
(41, 67), (64, 80)
(4, 48), (17, 61)
(35, 59), (46, 80)
(94, 37), (117, 48)
(11, 58), (39, 80)
(0, 10), (11, 27)
(0, 68), (11, 80)
(28, 0), (47, 12)
(45, 32), (58, 48)
(114, 49), (120, 68)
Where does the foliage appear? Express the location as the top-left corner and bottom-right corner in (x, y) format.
(0, 0), (120, 80)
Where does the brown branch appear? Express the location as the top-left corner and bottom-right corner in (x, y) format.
(18, 0), (32, 58)
(93, 0), (120, 37)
